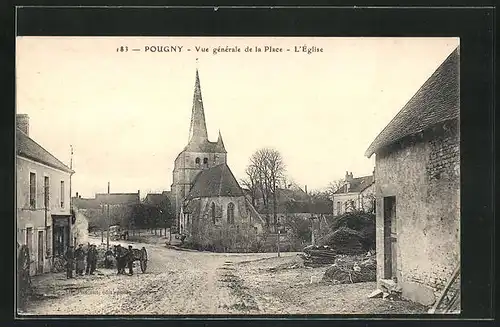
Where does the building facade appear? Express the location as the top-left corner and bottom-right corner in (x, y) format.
(171, 68), (265, 243)
(73, 191), (140, 232)
(16, 114), (74, 275)
(365, 48), (460, 307)
(332, 172), (375, 216)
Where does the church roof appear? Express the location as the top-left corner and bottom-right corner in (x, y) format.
(188, 68), (208, 144)
(186, 163), (244, 199)
(365, 47), (459, 157)
(183, 66), (227, 154)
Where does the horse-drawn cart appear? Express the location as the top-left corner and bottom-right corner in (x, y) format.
(131, 247), (148, 273)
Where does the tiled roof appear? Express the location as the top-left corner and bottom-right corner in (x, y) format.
(16, 128), (74, 173)
(187, 163), (244, 199)
(72, 197), (101, 209)
(335, 175), (374, 194)
(143, 193), (170, 206)
(365, 47), (459, 157)
(95, 193), (140, 205)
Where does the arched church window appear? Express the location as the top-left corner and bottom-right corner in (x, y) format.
(211, 202), (216, 224)
(195, 157), (200, 165)
(227, 202), (235, 224)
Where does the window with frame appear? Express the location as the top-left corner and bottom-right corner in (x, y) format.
(211, 202), (216, 224)
(60, 181), (65, 208)
(336, 201), (341, 215)
(227, 202), (235, 224)
(29, 172), (36, 209)
(195, 157), (200, 165)
(44, 176), (50, 209)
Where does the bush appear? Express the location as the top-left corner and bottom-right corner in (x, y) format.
(322, 211), (376, 252)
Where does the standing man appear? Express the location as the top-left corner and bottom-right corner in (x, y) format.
(115, 244), (124, 275)
(126, 245), (134, 276)
(90, 245), (98, 274)
(74, 244), (85, 276)
(86, 244), (97, 275)
(64, 245), (75, 279)
(104, 247), (114, 269)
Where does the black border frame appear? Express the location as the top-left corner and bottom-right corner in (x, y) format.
(1, 4), (495, 326)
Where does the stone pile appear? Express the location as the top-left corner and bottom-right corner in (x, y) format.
(322, 254), (377, 284)
(300, 245), (337, 267)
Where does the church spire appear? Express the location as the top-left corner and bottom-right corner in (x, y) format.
(188, 61), (208, 144)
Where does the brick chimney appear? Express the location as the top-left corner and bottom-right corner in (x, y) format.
(345, 171), (354, 183)
(16, 114), (29, 136)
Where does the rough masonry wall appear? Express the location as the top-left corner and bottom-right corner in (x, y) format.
(375, 121), (459, 305)
(172, 150), (228, 220)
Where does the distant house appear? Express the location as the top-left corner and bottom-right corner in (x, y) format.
(16, 114), (74, 275)
(332, 171), (375, 216)
(242, 184), (333, 234)
(365, 48), (459, 307)
(73, 191), (140, 232)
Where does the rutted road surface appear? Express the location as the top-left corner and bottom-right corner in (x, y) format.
(24, 237), (426, 315)
(24, 237), (295, 315)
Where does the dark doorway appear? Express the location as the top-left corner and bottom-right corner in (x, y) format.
(52, 216), (70, 256)
(383, 196), (397, 280)
(37, 231), (44, 273)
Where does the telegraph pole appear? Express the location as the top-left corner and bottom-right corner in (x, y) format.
(277, 219), (281, 258)
(69, 145), (74, 247)
(106, 182), (110, 250)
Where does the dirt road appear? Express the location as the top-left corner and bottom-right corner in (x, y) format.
(23, 237), (426, 315)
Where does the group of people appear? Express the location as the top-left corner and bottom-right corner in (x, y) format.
(63, 243), (98, 278)
(63, 243), (135, 278)
(113, 244), (135, 275)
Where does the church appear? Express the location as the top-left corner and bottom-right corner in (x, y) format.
(170, 67), (265, 244)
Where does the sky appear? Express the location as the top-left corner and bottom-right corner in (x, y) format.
(16, 37), (459, 198)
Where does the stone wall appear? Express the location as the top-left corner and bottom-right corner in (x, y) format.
(171, 150), (227, 221)
(374, 120), (460, 306)
(184, 195), (265, 250)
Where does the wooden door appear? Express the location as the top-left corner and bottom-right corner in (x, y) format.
(37, 231), (44, 273)
(383, 196), (397, 280)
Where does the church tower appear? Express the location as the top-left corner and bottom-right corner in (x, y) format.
(171, 66), (227, 223)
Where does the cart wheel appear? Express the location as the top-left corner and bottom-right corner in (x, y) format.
(140, 247), (148, 273)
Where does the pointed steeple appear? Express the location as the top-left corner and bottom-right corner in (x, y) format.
(188, 62), (208, 144)
(217, 129), (226, 151)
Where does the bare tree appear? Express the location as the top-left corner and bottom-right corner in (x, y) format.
(247, 148), (286, 231)
(241, 164), (259, 207)
(326, 178), (345, 199)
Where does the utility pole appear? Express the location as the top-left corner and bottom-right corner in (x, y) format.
(106, 181), (110, 250)
(69, 145), (74, 247)
(277, 219), (281, 258)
